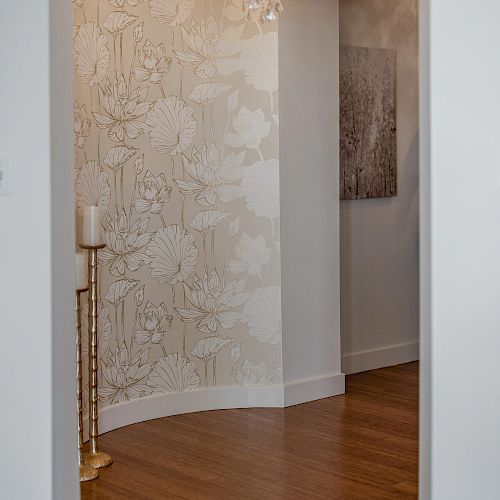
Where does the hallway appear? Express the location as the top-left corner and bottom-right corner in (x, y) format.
(81, 363), (418, 500)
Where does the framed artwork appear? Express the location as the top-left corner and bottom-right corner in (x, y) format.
(340, 45), (397, 200)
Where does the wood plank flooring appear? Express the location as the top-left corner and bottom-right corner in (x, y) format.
(81, 362), (418, 500)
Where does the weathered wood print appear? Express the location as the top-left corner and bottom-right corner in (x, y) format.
(340, 45), (397, 200)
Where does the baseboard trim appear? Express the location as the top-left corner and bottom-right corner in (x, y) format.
(284, 372), (346, 407)
(342, 341), (420, 375)
(84, 384), (285, 438)
(83, 372), (349, 438)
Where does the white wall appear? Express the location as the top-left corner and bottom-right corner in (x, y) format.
(339, 0), (420, 374)
(280, 0), (344, 400)
(420, 0), (500, 498)
(0, 1), (77, 498)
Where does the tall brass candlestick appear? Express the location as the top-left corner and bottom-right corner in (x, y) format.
(76, 289), (99, 482)
(81, 245), (112, 469)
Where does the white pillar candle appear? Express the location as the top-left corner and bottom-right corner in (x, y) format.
(81, 206), (103, 247)
(76, 252), (87, 291)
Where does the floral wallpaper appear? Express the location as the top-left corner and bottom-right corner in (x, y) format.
(73, 0), (281, 411)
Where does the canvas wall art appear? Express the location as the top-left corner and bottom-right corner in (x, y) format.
(340, 45), (397, 200)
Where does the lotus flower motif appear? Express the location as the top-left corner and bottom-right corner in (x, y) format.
(228, 234), (271, 277)
(189, 83), (231, 107)
(74, 103), (91, 149)
(236, 159), (280, 219)
(133, 171), (172, 214)
(94, 77), (150, 143)
(105, 279), (139, 307)
(133, 40), (172, 84)
(226, 106), (271, 151)
(133, 301), (173, 345)
(99, 211), (151, 276)
(147, 225), (198, 285)
(235, 360), (270, 386)
(103, 11), (138, 38)
(133, 22), (144, 43)
(103, 145), (138, 172)
(229, 343), (241, 364)
(147, 96), (197, 156)
(176, 270), (248, 334)
(109, 0), (145, 7)
(100, 347), (153, 405)
(190, 209), (229, 235)
(175, 144), (246, 207)
(135, 154), (145, 175)
(174, 17), (241, 79)
(74, 22), (110, 86)
(75, 161), (111, 210)
(149, 0), (195, 26)
(191, 336), (234, 362)
(135, 285), (145, 306)
(240, 32), (278, 93)
(147, 353), (200, 392)
(243, 286), (281, 345)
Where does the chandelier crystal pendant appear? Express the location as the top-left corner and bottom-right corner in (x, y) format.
(242, 0), (284, 23)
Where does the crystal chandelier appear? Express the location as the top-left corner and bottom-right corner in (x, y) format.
(242, 0), (284, 23)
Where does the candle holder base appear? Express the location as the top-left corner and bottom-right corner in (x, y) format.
(79, 244), (106, 250)
(83, 451), (113, 469)
(80, 464), (99, 482)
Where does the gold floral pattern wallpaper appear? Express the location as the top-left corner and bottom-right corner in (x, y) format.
(73, 0), (281, 411)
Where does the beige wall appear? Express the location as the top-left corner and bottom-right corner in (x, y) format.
(73, 0), (282, 413)
(339, 0), (419, 371)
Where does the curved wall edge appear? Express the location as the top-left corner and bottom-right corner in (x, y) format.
(83, 371), (346, 438)
(84, 384), (285, 438)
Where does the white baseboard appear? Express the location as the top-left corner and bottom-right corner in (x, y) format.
(83, 373), (347, 438)
(84, 384), (285, 438)
(284, 372), (346, 407)
(342, 340), (420, 375)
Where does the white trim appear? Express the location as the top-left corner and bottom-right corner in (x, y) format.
(284, 372), (346, 407)
(84, 385), (285, 437)
(84, 374), (349, 438)
(342, 341), (420, 375)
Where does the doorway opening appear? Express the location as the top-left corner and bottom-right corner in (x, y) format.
(339, 0), (420, 496)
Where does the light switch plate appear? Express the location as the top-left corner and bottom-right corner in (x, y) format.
(0, 156), (12, 195)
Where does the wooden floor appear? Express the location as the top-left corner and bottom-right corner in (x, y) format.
(81, 362), (418, 500)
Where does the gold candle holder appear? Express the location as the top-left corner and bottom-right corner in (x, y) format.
(81, 244), (113, 469)
(76, 288), (99, 482)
